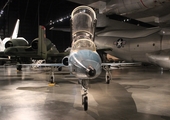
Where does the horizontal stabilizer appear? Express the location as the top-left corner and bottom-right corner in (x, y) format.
(22, 63), (65, 67)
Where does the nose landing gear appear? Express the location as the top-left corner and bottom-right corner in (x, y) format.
(81, 79), (89, 111)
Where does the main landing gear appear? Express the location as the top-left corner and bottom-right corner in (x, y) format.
(81, 79), (89, 111)
(16, 58), (22, 71)
(16, 62), (22, 71)
(48, 67), (55, 86)
(57, 66), (62, 71)
(105, 71), (112, 84)
(103, 65), (112, 84)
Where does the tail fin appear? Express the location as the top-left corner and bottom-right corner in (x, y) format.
(38, 26), (47, 59)
(11, 19), (20, 39)
(2, 19), (20, 45)
(0, 38), (5, 51)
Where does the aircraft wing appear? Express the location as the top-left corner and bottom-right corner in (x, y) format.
(22, 63), (65, 67)
(101, 62), (141, 67)
(0, 57), (10, 60)
(67, 0), (170, 27)
(96, 27), (161, 38)
(124, 2), (170, 27)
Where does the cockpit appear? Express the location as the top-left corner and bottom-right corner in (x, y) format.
(72, 39), (96, 51)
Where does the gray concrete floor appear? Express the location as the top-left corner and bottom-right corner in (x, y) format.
(0, 65), (170, 120)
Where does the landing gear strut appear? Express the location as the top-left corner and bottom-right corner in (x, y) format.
(81, 79), (89, 111)
(16, 62), (22, 71)
(103, 65), (112, 84)
(105, 71), (111, 84)
(17, 64), (22, 71)
(16, 58), (22, 71)
(48, 67), (55, 86)
(50, 71), (55, 83)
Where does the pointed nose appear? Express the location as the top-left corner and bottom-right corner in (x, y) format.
(86, 66), (96, 77)
(69, 49), (102, 79)
(4, 48), (17, 55)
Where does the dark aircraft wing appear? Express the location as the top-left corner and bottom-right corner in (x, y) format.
(67, 0), (170, 27)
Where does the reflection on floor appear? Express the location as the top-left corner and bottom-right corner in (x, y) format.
(0, 65), (170, 120)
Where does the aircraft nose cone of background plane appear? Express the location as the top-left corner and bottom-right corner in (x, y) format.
(4, 47), (17, 55)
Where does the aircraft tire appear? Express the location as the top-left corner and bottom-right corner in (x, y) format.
(50, 76), (53, 83)
(17, 65), (22, 71)
(106, 79), (110, 84)
(58, 67), (62, 71)
(84, 96), (88, 111)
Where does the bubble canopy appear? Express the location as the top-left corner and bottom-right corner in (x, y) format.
(71, 39), (96, 51)
(71, 6), (97, 42)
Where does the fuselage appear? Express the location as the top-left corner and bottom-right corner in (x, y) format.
(4, 46), (37, 57)
(95, 28), (170, 68)
(69, 40), (102, 79)
(69, 5), (102, 79)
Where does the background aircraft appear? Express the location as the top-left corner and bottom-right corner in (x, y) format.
(0, 19), (25, 65)
(33, 5), (139, 111)
(3, 25), (69, 71)
(1, 19), (28, 51)
(0, 19), (27, 65)
(64, 0), (170, 70)
(95, 27), (170, 69)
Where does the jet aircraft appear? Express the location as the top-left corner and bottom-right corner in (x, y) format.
(31, 5), (138, 111)
(64, 0), (170, 70)
(33, 6), (102, 111)
(1, 19), (28, 51)
(0, 19), (27, 64)
(3, 25), (69, 71)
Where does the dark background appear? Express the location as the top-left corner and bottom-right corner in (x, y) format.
(0, 0), (80, 51)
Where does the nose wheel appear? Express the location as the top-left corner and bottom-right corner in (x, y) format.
(82, 95), (88, 111)
(50, 73), (55, 83)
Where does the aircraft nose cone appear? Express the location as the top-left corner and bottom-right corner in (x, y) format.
(69, 49), (102, 79)
(4, 47), (17, 55)
(86, 66), (96, 77)
(4, 48), (12, 55)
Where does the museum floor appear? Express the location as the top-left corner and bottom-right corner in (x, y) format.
(0, 65), (170, 120)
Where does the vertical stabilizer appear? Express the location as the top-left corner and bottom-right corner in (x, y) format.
(11, 19), (20, 39)
(0, 38), (5, 51)
(2, 19), (20, 45)
(38, 26), (47, 59)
